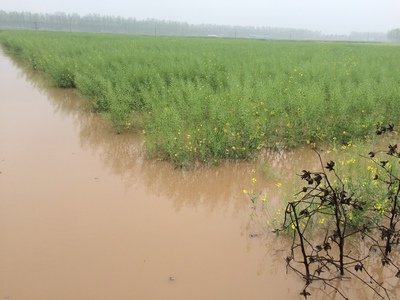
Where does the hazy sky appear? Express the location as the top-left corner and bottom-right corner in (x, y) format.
(2, 0), (399, 34)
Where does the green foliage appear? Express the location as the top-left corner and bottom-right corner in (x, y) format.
(1, 30), (400, 166)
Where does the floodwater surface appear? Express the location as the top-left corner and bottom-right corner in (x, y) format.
(0, 50), (394, 300)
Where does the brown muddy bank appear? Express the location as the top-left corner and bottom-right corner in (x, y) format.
(0, 50), (391, 300)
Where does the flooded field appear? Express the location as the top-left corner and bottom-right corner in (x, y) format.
(0, 50), (395, 300)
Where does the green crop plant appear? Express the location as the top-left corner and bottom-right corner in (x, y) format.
(1, 30), (399, 166)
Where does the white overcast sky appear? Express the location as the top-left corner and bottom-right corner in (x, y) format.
(1, 0), (399, 34)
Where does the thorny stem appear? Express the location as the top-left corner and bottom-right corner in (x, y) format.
(290, 202), (311, 283)
(385, 180), (400, 257)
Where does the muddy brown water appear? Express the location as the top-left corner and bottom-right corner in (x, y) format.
(0, 50), (396, 300)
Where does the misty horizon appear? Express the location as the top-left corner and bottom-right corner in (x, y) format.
(1, 0), (399, 35)
(1, 10), (392, 42)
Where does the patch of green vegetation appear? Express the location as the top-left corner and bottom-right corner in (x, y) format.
(1, 31), (400, 166)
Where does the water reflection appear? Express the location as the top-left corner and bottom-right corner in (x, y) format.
(8, 55), (317, 214)
(42, 88), (253, 212)
(6, 53), (343, 226)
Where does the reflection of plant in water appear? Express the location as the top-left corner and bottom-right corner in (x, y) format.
(244, 166), (291, 232)
(273, 124), (400, 299)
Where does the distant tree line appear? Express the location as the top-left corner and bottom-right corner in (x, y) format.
(0, 11), (323, 40)
(0, 10), (393, 42)
(388, 28), (400, 41)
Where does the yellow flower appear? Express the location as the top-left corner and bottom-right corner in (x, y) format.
(251, 177), (257, 183)
(242, 189), (248, 194)
(374, 202), (384, 214)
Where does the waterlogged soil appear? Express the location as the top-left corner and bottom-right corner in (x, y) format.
(0, 50), (392, 300)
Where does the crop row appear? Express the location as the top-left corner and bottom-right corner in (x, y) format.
(1, 31), (399, 166)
